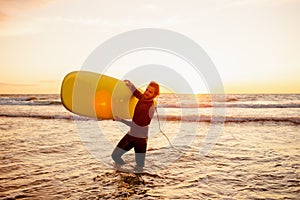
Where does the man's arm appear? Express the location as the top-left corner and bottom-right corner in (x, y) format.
(113, 116), (133, 127)
(120, 119), (133, 127)
(124, 80), (143, 99)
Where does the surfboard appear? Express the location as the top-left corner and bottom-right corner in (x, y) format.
(61, 71), (138, 119)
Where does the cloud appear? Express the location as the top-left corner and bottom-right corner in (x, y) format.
(0, 10), (7, 21)
(38, 15), (183, 29)
(39, 80), (60, 84)
(0, 80), (61, 94)
(0, 0), (54, 22)
(0, 79), (60, 87)
(0, 82), (36, 87)
(0, 0), (56, 36)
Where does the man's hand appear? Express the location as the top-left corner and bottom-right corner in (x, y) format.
(113, 116), (121, 121)
(124, 80), (133, 88)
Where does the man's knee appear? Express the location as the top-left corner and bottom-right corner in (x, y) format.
(112, 148), (126, 165)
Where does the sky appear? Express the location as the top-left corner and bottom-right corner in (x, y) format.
(0, 0), (299, 94)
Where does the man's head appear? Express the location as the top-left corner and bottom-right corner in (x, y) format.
(143, 81), (160, 100)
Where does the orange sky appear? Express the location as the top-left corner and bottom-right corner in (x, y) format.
(0, 0), (299, 94)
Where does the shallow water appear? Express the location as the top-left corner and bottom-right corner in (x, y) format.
(1, 117), (299, 199)
(0, 94), (299, 199)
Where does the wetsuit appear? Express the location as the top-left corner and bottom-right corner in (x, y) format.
(111, 85), (155, 167)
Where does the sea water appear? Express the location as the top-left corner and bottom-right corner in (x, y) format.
(0, 94), (299, 199)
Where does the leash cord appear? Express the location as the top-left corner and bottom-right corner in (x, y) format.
(155, 107), (183, 152)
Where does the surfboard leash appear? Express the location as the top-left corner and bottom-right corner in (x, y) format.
(154, 107), (184, 153)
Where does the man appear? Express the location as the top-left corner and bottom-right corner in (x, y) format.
(112, 80), (160, 172)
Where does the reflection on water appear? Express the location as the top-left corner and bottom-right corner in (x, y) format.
(0, 116), (299, 199)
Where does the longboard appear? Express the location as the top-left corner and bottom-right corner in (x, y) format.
(61, 71), (138, 119)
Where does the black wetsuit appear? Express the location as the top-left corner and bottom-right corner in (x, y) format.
(111, 86), (155, 167)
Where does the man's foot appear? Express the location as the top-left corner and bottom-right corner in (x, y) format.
(114, 162), (124, 171)
(134, 165), (144, 173)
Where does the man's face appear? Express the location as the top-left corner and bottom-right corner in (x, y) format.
(143, 85), (156, 100)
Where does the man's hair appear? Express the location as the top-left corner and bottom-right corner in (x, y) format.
(149, 81), (160, 97)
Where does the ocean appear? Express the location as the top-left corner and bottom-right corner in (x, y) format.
(0, 93), (299, 199)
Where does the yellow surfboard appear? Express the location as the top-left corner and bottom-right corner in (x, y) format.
(61, 71), (138, 119)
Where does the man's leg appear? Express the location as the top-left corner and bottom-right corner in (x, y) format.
(111, 134), (133, 165)
(134, 137), (148, 167)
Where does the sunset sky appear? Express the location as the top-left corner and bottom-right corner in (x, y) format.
(0, 0), (299, 94)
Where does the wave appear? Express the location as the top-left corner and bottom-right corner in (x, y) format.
(225, 103), (300, 109)
(1, 113), (299, 125)
(0, 101), (62, 106)
(1, 95), (299, 109)
(160, 103), (300, 109)
(0, 113), (91, 121)
(0, 96), (61, 106)
(1, 101), (299, 108)
(161, 115), (300, 125)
